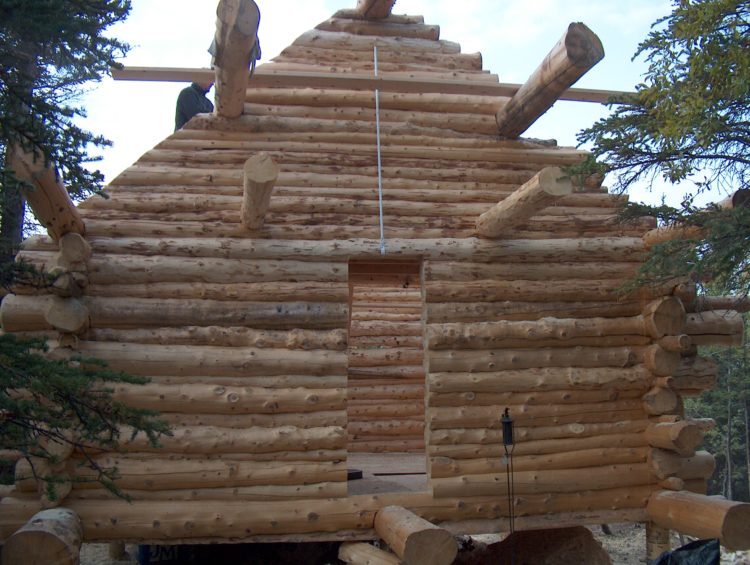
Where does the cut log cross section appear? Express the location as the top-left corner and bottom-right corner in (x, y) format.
(476, 166), (573, 238)
(2, 508), (83, 565)
(496, 22), (604, 138)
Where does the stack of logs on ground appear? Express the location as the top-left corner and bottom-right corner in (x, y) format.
(2, 0), (750, 562)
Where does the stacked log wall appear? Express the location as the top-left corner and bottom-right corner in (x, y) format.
(0, 9), (738, 542)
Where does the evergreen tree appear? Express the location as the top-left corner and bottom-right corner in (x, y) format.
(0, 0), (170, 497)
(578, 0), (750, 297)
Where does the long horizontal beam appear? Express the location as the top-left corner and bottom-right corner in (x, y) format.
(110, 65), (629, 104)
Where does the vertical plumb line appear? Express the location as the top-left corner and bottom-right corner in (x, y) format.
(374, 45), (386, 255)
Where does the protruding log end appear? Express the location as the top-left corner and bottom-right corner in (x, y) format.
(374, 505), (457, 565)
(565, 22), (605, 67)
(642, 297), (686, 338)
(476, 166), (573, 238)
(44, 297), (89, 335)
(643, 344), (682, 377)
(356, 0), (397, 19)
(339, 542), (401, 564)
(648, 490), (750, 551)
(1, 508), (82, 565)
(242, 152), (280, 231)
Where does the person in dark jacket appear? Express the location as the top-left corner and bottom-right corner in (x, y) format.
(174, 80), (214, 131)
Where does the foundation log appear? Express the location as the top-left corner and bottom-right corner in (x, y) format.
(241, 153), (279, 230)
(214, 0), (261, 118)
(495, 23), (604, 138)
(476, 167), (573, 238)
(1, 508), (82, 565)
(374, 506), (457, 565)
(339, 542), (400, 565)
(647, 490), (750, 551)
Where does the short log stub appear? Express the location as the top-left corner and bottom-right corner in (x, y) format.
(374, 505), (457, 565)
(643, 297), (686, 339)
(476, 166), (573, 238)
(2, 508), (83, 565)
(648, 490), (750, 551)
(339, 542), (401, 565)
(241, 152), (280, 230)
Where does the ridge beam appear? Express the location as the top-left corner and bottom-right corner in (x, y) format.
(496, 22), (604, 138)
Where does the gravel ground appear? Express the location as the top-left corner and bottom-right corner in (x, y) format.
(80, 525), (750, 565)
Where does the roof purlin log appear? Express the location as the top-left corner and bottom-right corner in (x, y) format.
(111, 66), (627, 104)
(496, 22), (605, 138)
(356, 0), (397, 19)
(213, 0), (260, 118)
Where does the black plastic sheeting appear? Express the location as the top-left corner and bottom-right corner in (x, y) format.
(652, 538), (720, 565)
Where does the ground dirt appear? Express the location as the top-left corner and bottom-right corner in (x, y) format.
(79, 523), (750, 564)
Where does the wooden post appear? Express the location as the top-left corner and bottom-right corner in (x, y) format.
(7, 147), (85, 241)
(476, 167), (573, 238)
(2, 508), (82, 565)
(647, 490), (750, 551)
(241, 152), (280, 230)
(339, 542), (401, 565)
(374, 506), (457, 565)
(214, 0), (260, 118)
(355, 0), (396, 19)
(495, 22), (604, 138)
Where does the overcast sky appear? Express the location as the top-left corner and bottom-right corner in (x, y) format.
(78, 0), (691, 206)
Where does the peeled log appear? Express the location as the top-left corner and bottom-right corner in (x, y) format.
(374, 506), (457, 565)
(642, 386), (680, 416)
(242, 153), (279, 230)
(647, 490), (750, 551)
(685, 310), (743, 336)
(650, 449), (716, 481)
(214, 0), (261, 118)
(2, 507), (82, 565)
(643, 225), (703, 249)
(339, 542), (400, 565)
(495, 23), (604, 138)
(44, 297), (89, 335)
(355, 0), (396, 19)
(476, 167), (572, 238)
(643, 345), (681, 377)
(642, 297), (686, 338)
(645, 419), (714, 456)
(7, 147), (85, 241)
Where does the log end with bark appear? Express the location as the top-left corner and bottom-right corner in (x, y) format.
(1, 508), (83, 565)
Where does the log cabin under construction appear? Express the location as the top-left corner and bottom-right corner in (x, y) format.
(1, 0), (749, 563)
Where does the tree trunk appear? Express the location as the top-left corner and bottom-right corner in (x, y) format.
(726, 371), (733, 499)
(0, 147), (26, 264)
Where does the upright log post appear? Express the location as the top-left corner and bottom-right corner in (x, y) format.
(476, 166), (573, 238)
(2, 508), (83, 565)
(374, 505), (457, 565)
(495, 22), (604, 138)
(647, 490), (750, 551)
(7, 147), (85, 241)
(214, 0), (260, 118)
(241, 152), (279, 230)
(355, 0), (397, 19)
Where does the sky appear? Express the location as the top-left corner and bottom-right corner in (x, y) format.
(78, 0), (687, 206)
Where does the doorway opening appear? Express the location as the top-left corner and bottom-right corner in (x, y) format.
(346, 260), (427, 495)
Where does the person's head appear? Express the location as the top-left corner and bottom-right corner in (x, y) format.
(196, 79), (214, 93)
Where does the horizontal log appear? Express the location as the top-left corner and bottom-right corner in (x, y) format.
(350, 321), (422, 337)
(685, 310), (743, 335)
(374, 505), (457, 565)
(348, 348), (422, 367)
(111, 383), (345, 414)
(348, 420), (424, 438)
(431, 463), (651, 498)
(427, 346), (635, 373)
(82, 281), (348, 303)
(694, 295), (750, 313)
(160, 410), (346, 429)
(429, 387), (641, 408)
(648, 490), (750, 551)
(428, 399), (643, 430)
(69, 482), (347, 502)
(430, 420), (648, 448)
(339, 542), (400, 565)
(430, 447), (648, 478)
(52, 342), (347, 378)
(428, 366), (652, 393)
(348, 403), (423, 419)
(316, 17), (437, 39)
(424, 260), (636, 281)
(645, 419), (714, 456)
(650, 449), (716, 481)
(424, 279), (626, 303)
(425, 300), (644, 323)
(348, 439), (424, 452)
(119, 425), (345, 453)
(86, 327), (347, 350)
(643, 225), (703, 249)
